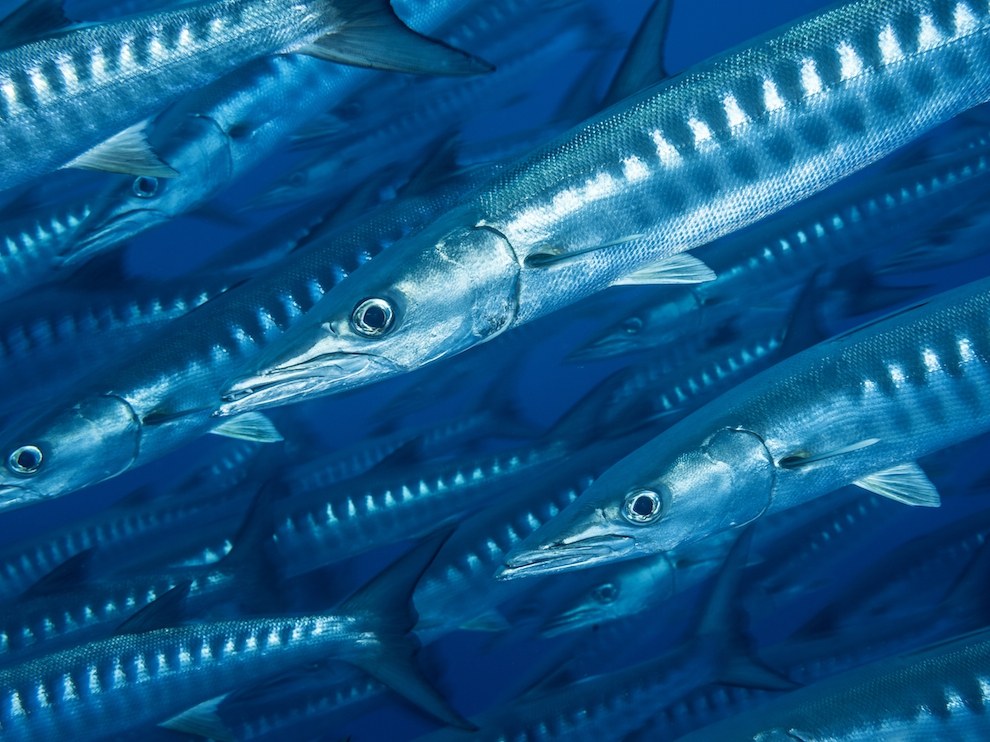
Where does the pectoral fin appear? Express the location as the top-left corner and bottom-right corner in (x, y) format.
(210, 412), (283, 443)
(853, 462), (941, 507)
(612, 253), (716, 285)
(62, 121), (178, 178)
(778, 439), (880, 469)
(159, 695), (233, 741)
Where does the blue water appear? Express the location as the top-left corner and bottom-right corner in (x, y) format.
(4, 0), (990, 739)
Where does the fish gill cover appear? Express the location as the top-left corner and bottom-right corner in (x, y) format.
(1, 0), (990, 739)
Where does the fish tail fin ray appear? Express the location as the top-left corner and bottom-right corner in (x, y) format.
(338, 528), (475, 730)
(695, 526), (796, 692)
(300, 0), (493, 76)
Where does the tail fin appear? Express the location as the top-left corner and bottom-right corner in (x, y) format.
(216, 478), (284, 614)
(694, 526), (795, 691)
(338, 529), (475, 730)
(300, 0), (493, 76)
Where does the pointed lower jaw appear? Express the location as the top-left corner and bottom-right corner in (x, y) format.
(497, 535), (636, 580)
(218, 354), (397, 415)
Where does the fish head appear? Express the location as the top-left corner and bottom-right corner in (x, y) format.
(568, 292), (700, 362)
(62, 115), (233, 266)
(219, 221), (520, 414)
(541, 553), (675, 636)
(0, 395), (141, 508)
(500, 427), (774, 579)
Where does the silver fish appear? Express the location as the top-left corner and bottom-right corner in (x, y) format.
(221, 0), (990, 414)
(0, 532), (467, 740)
(500, 274), (990, 578)
(0, 0), (488, 193)
(676, 625), (990, 741)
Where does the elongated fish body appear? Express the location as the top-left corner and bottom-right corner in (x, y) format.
(0, 196), (93, 302)
(0, 612), (379, 741)
(0, 0), (486, 194)
(422, 637), (726, 742)
(223, 0), (990, 414)
(0, 272), (239, 416)
(502, 275), (990, 578)
(0, 440), (263, 602)
(213, 664), (385, 741)
(256, 16), (598, 211)
(272, 436), (570, 577)
(0, 564), (238, 666)
(577, 124), (990, 360)
(70, 0), (516, 255)
(0, 177), (467, 505)
(679, 627), (990, 741)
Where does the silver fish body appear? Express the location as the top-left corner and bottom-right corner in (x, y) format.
(0, 181), (464, 505)
(677, 626), (990, 741)
(0, 0), (485, 194)
(576, 123), (990, 361)
(501, 274), (990, 577)
(223, 0), (990, 412)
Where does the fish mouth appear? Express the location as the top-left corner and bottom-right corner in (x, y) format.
(541, 604), (600, 637)
(566, 336), (640, 363)
(62, 209), (167, 266)
(217, 352), (397, 415)
(498, 534), (636, 580)
(0, 483), (41, 510)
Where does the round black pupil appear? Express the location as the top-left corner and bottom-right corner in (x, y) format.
(362, 305), (387, 330)
(632, 495), (655, 517)
(16, 450), (38, 469)
(137, 178), (155, 194)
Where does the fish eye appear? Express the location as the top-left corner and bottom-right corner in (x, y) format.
(288, 171), (307, 188)
(351, 298), (395, 338)
(621, 317), (643, 335)
(132, 176), (159, 199)
(622, 489), (663, 524)
(593, 582), (618, 604)
(7, 445), (42, 475)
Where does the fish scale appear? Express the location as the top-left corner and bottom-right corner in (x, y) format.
(220, 0), (990, 418)
(499, 0), (990, 322)
(579, 125), (990, 360)
(0, 0), (316, 191)
(503, 274), (990, 578)
(273, 440), (568, 576)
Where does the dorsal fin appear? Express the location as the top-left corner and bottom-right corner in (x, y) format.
(602, 0), (674, 107)
(114, 581), (192, 635)
(62, 120), (178, 178)
(21, 548), (96, 598)
(0, 0), (71, 49)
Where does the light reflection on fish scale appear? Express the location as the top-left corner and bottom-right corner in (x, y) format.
(275, 446), (564, 573)
(0, 280), (227, 366)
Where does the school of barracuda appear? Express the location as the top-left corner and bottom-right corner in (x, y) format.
(6, 0), (990, 738)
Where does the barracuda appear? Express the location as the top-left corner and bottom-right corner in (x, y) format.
(0, 192), (93, 302)
(0, 439), (265, 602)
(67, 0), (527, 258)
(500, 275), (990, 578)
(272, 435), (571, 577)
(677, 625), (990, 741)
(0, 0), (487, 194)
(0, 271), (239, 416)
(222, 0), (990, 414)
(575, 123), (990, 361)
(0, 533), (467, 741)
(0, 181), (465, 506)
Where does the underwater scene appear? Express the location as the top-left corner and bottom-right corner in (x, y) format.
(2, 0), (990, 738)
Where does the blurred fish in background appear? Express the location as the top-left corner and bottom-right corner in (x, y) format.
(4, 0), (990, 739)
